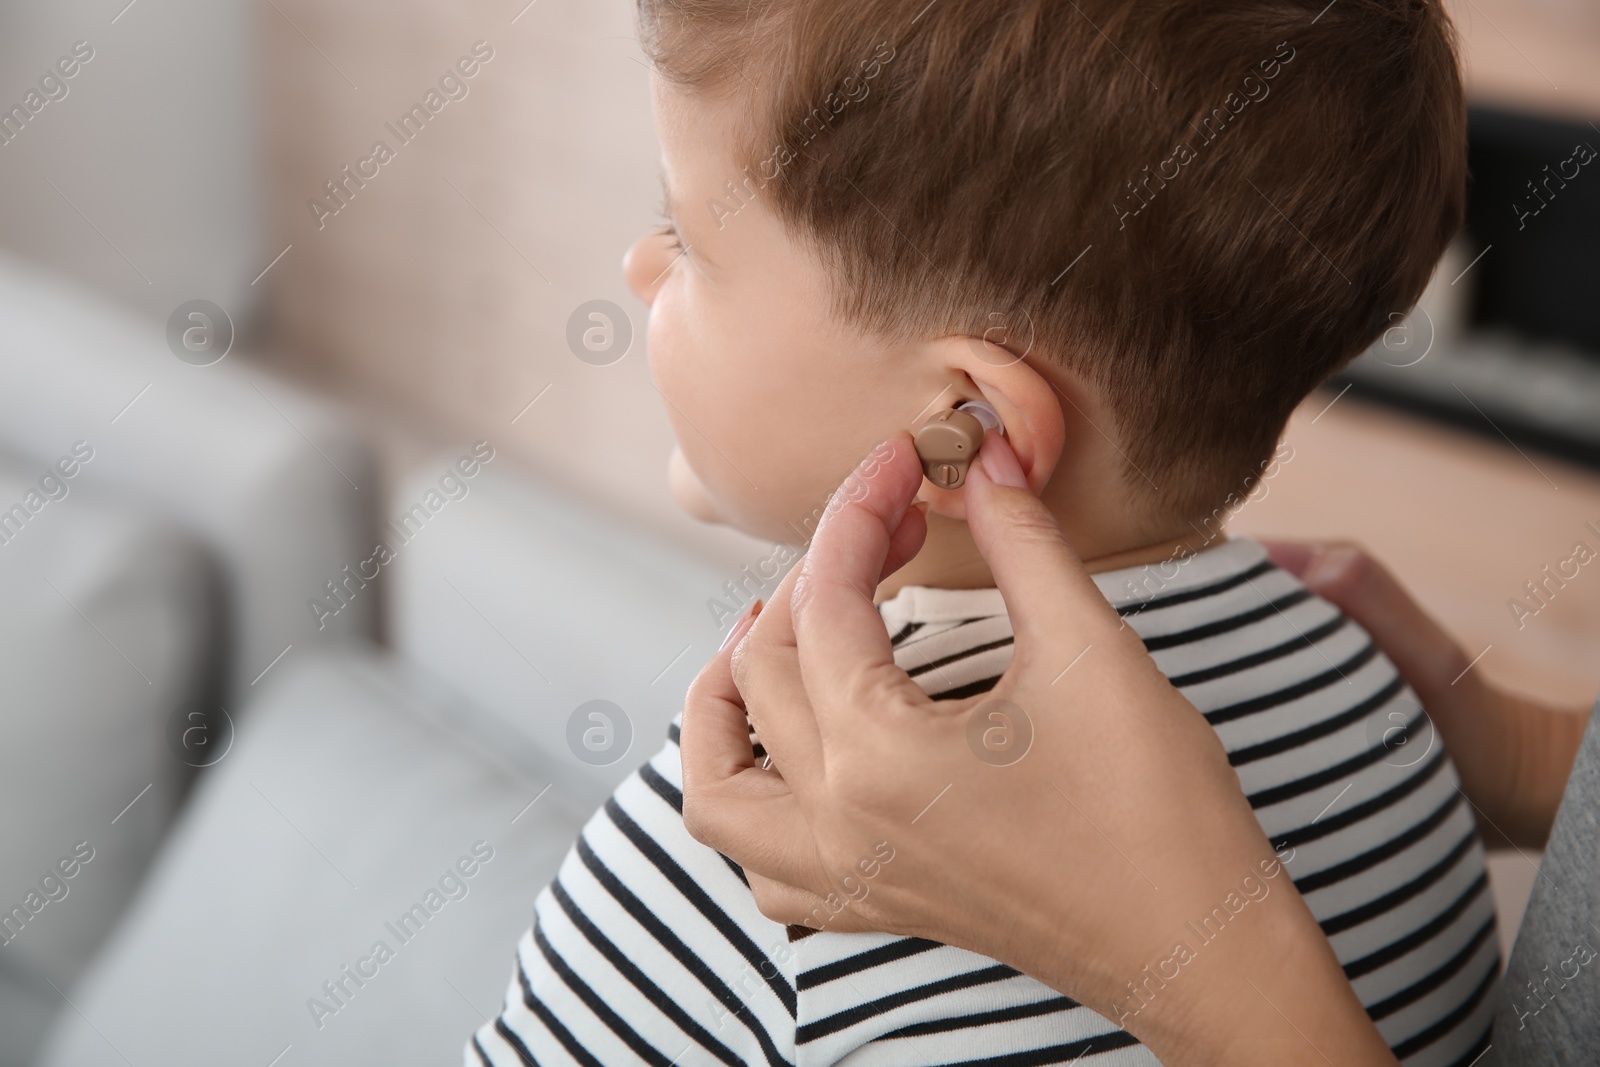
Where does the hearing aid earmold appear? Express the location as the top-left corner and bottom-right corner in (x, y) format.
(913, 400), (1003, 490)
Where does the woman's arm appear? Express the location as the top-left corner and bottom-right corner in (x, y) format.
(1263, 540), (1589, 849)
(679, 432), (1399, 1066)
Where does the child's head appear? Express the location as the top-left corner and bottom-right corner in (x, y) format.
(625, 0), (1464, 547)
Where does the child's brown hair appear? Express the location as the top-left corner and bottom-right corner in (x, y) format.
(640, 0), (1466, 516)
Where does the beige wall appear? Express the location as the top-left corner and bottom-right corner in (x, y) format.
(1447, 0), (1600, 120)
(256, 0), (763, 569)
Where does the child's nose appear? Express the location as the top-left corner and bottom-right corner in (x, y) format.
(622, 230), (671, 306)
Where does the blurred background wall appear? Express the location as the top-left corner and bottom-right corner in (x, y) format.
(251, 0), (760, 568)
(0, 0), (760, 573)
(0, 0), (262, 324)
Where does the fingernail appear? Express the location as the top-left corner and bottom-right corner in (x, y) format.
(720, 598), (763, 651)
(1305, 547), (1356, 590)
(978, 431), (1027, 488)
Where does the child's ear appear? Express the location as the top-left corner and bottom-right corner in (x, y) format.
(913, 334), (1068, 520)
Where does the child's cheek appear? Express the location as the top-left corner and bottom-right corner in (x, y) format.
(642, 290), (678, 392)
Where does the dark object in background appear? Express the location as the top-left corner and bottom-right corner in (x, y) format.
(1464, 105), (1600, 355)
(1335, 104), (1600, 471)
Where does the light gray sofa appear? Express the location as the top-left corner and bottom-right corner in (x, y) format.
(0, 255), (729, 1065)
(31, 451), (728, 1067)
(0, 251), (373, 1065)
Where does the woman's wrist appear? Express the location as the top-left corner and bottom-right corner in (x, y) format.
(1501, 692), (1592, 847)
(1121, 889), (1398, 1066)
(944, 791), (1396, 1065)
(1447, 678), (1589, 848)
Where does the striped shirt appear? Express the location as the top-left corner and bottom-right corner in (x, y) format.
(470, 536), (1497, 1067)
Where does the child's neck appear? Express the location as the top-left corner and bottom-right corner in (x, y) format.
(874, 508), (1223, 602)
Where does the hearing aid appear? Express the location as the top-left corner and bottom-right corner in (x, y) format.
(913, 400), (1003, 490)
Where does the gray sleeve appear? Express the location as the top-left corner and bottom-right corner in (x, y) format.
(1488, 697), (1600, 1065)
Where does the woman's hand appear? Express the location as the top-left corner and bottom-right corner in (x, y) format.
(679, 431), (1397, 1066)
(1262, 540), (1589, 849)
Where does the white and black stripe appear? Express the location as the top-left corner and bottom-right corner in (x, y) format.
(472, 537), (1495, 1067)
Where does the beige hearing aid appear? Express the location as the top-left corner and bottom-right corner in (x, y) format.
(914, 400), (1003, 490)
